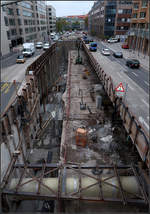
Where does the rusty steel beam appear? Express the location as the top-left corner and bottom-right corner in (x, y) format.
(131, 164), (149, 204)
(2, 190), (147, 205)
(14, 164), (133, 169)
(114, 165), (127, 205)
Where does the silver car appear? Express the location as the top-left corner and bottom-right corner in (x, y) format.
(43, 43), (50, 50)
(101, 48), (110, 56)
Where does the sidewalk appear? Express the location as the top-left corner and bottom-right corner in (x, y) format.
(0, 45), (23, 61)
(101, 41), (149, 71)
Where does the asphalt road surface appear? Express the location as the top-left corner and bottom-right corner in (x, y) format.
(1, 48), (44, 114)
(96, 41), (149, 94)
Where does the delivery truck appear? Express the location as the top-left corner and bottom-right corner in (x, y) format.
(22, 43), (35, 57)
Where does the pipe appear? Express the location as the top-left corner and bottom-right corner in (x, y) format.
(8, 176), (140, 199)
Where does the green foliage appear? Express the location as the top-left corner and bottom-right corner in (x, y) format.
(56, 18), (70, 32)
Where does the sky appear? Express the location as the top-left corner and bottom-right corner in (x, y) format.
(46, 1), (94, 17)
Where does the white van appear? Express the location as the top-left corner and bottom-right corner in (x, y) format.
(22, 43), (35, 57)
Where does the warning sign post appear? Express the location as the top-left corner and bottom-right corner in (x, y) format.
(115, 82), (125, 97)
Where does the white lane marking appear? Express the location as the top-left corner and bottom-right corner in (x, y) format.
(141, 99), (149, 108)
(117, 73), (122, 78)
(132, 72), (138, 77)
(128, 85), (134, 91)
(139, 116), (149, 130)
(144, 81), (149, 86)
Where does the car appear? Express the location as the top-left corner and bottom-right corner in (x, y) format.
(113, 52), (123, 58)
(101, 48), (110, 56)
(126, 59), (140, 68)
(89, 42), (97, 52)
(122, 43), (129, 49)
(84, 38), (90, 44)
(43, 43), (50, 50)
(108, 38), (118, 43)
(16, 55), (26, 63)
(35, 42), (43, 49)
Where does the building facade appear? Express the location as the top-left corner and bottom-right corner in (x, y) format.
(1, 6), (11, 56)
(127, 0), (149, 55)
(115, 0), (132, 40)
(88, 0), (133, 40)
(46, 5), (56, 35)
(1, 1), (48, 56)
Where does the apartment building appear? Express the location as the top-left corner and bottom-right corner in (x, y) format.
(127, 0), (149, 55)
(88, 0), (133, 40)
(46, 5), (56, 34)
(1, 1), (48, 56)
(35, 1), (47, 41)
(88, 0), (117, 38)
(64, 15), (87, 30)
(1, 6), (11, 56)
(115, 0), (132, 40)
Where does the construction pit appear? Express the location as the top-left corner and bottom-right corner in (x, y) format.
(1, 42), (149, 213)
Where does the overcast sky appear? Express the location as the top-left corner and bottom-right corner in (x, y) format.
(46, 1), (94, 17)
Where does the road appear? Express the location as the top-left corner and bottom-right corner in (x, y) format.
(88, 37), (149, 94)
(1, 48), (44, 114)
(86, 42), (149, 133)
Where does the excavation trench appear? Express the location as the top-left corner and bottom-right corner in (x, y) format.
(2, 44), (148, 213)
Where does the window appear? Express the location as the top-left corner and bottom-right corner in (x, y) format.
(7, 31), (10, 39)
(16, 9), (20, 15)
(19, 28), (23, 35)
(8, 8), (14, 15)
(121, 18), (125, 22)
(23, 10), (32, 17)
(20, 2), (32, 9)
(133, 3), (139, 9)
(11, 29), (17, 36)
(118, 9), (123, 14)
(49, 8), (51, 11)
(49, 13), (51, 16)
(127, 18), (130, 22)
(18, 19), (22, 25)
(9, 19), (15, 26)
(4, 17), (9, 26)
(140, 12), (146, 18)
(24, 20), (28, 25)
(133, 13), (137, 18)
(142, 0), (148, 7)
(25, 28), (29, 33)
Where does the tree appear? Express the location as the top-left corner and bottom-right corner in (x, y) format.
(56, 18), (70, 32)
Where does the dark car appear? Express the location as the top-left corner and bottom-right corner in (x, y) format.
(84, 38), (90, 44)
(89, 42), (97, 52)
(126, 59), (140, 68)
(113, 52), (123, 58)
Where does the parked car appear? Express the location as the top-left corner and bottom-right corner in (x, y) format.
(122, 43), (129, 49)
(43, 43), (50, 50)
(108, 38), (118, 43)
(126, 59), (140, 68)
(16, 55), (26, 63)
(35, 42), (43, 49)
(101, 48), (110, 56)
(89, 42), (97, 52)
(113, 52), (123, 58)
(84, 38), (90, 44)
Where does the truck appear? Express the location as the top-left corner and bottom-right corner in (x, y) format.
(22, 43), (35, 57)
